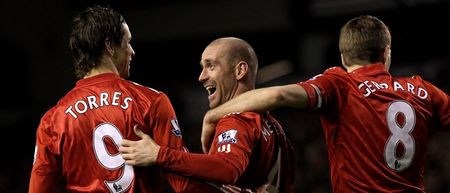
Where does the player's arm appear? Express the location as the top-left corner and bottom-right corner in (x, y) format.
(202, 84), (308, 152)
(206, 84), (308, 120)
(157, 146), (243, 184)
(29, 111), (65, 193)
(425, 80), (450, 131)
(120, 127), (242, 184)
(29, 168), (65, 193)
(147, 92), (193, 192)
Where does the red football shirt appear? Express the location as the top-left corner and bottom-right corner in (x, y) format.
(29, 73), (189, 193)
(298, 64), (450, 192)
(157, 112), (296, 193)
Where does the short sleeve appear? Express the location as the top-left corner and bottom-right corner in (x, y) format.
(150, 92), (184, 148)
(29, 108), (64, 193)
(425, 81), (450, 132)
(298, 72), (341, 110)
(208, 114), (256, 176)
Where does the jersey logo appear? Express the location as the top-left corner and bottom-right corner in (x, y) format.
(218, 129), (238, 144)
(171, 119), (182, 137)
(113, 183), (123, 192)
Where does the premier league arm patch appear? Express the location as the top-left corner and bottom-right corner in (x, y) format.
(217, 129), (238, 145)
(171, 119), (182, 137)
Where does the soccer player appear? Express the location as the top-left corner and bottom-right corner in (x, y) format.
(29, 5), (196, 193)
(120, 37), (296, 193)
(201, 15), (450, 192)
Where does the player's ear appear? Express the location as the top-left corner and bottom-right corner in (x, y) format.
(105, 38), (115, 56)
(235, 61), (248, 80)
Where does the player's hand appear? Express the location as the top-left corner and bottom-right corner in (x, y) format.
(201, 111), (216, 153)
(119, 125), (160, 166)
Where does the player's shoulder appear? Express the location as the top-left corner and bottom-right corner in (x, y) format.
(304, 66), (349, 87)
(323, 66), (347, 74)
(407, 75), (444, 93)
(217, 112), (262, 138)
(308, 66), (346, 80)
(410, 75), (425, 82)
(395, 74), (428, 85)
(118, 80), (169, 101)
(124, 80), (162, 93)
(219, 111), (261, 126)
(36, 106), (61, 133)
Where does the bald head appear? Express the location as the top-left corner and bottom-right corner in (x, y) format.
(199, 37), (259, 108)
(208, 37), (258, 81)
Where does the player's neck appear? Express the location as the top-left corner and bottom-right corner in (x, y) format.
(84, 62), (119, 78)
(345, 64), (365, 72)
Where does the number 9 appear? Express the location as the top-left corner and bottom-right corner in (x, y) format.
(93, 123), (134, 193)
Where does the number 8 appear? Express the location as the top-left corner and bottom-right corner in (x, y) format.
(93, 123), (134, 193)
(384, 101), (416, 172)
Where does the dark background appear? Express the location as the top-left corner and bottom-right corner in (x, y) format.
(1, 0), (450, 192)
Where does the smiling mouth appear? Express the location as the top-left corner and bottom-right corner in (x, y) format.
(205, 86), (216, 96)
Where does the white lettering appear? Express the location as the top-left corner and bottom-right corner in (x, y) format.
(417, 88), (428, 99)
(217, 144), (231, 153)
(357, 80), (428, 100)
(366, 81), (376, 93)
(112, 92), (121, 106)
(406, 83), (415, 94)
(261, 120), (274, 141)
(371, 81), (383, 90)
(359, 82), (371, 97)
(75, 100), (88, 114)
(100, 93), (109, 106)
(65, 91), (133, 119)
(87, 96), (99, 109)
(359, 80), (386, 97)
(393, 82), (405, 91)
(65, 106), (78, 118)
(121, 97), (133, 109)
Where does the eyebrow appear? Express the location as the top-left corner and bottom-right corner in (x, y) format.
(200, 59), (212, 67)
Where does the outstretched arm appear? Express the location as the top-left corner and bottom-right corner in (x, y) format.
(120, 127), (244, 184)
(201, 84), (308, 152)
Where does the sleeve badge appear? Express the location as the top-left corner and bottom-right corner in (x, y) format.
(218, 129), (238, 144)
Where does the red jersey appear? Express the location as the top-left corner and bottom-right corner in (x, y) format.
(157, 112), (296, 193)
(298, 64), (450, 192)
(29, 73), (189, 193)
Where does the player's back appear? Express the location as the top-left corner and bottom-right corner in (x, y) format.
(310, 64), (449, 192)
(31, 73), (184, 193)
(246, 112), (296, 193)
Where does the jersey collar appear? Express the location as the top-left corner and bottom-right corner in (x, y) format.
(76, 73), (122, 87)
(350, 63), (389, 77)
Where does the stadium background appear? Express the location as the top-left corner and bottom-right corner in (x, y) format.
(0, 0), (449, 192)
